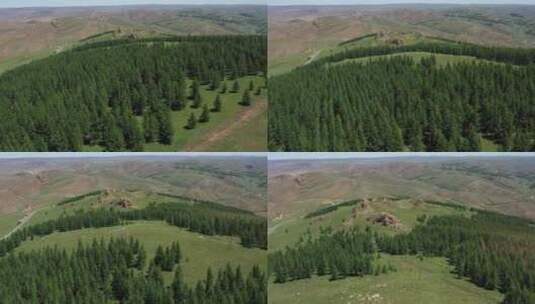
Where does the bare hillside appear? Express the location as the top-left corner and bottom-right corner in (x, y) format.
(269, 156), (535, 221)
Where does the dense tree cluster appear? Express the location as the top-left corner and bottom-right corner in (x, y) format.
(154, 242), (182, 271)
(57, 190), (103, 205)
(313, 41), (535, 67)
(270, 44), (535, 152)
(0, 237), (266, 303)
(304, 199), (362, 219)
(0, 35), (266, 151)
(0, 202), (267, 256)
(269, 227), (394, 283)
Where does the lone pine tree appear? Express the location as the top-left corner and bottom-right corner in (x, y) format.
(199, 104), (210, 123)
(241, 90), (252, 106)
(186, 113), (197, 130)
(212, 95), (222, 112)
(232, 80), (241, 93)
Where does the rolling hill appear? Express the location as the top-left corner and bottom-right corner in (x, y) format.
(0, 154), (268, 303)
(0, 5), (267, 74)
(268, 4), (535, 75)
(268, 155), (535, 304)
(0, 155), (267, 237)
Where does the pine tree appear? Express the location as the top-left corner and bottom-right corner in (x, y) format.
(186, 113), (197, 130)
(232, 80), (240, 93)
(220, 81), (227, 94)
(192, 91), (203, 109)
(172, 266), (187, 304)
(199, 104), (210, 123)
(240, 90), (251, 106)
(212, 95), (222, 112)
(157, 108), (174, 145)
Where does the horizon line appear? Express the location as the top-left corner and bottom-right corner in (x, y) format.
(268, 152), (535, 161)
(2, 2), (534, 9)
(0, 152), (268, 159)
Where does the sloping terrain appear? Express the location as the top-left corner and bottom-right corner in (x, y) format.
(16, 221), (266, 285)
(0, 155), (268, 303)
(0, 5), (267, 74)
(269, 156), (535, 222)
(269, 4), (535, 74)
(0, 155), (267, 237)
(268, 155), (535, 304)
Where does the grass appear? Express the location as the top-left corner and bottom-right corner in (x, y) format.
(269, 199), (469, 252)
(24, 191), (186, 228)
(481, 137), (501, 152)
(140, 75), (266, 152)
(0, 49), (54, 75)
(268, 255), (503, 304)
(0, 212), (24, 238)
(203, 97), (267, 151)
(16, 221), (267, 285)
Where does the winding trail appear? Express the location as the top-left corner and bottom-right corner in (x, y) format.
(185, 98), (267, 151)
(1, 210), (36, 240)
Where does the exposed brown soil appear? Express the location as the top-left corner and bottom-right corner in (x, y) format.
(185, 98), (267, 152)
(368, 212), (401, 227)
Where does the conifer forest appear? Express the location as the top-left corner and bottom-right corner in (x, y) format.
(269, 42), (535, 152)
(0, 35), (266, 152)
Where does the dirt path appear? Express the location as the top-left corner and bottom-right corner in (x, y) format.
(185, 98), (267, 151)
(1, 210), (36, 240)
(304, 50), (321, 65)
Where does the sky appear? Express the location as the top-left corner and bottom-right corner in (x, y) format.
(268, 152), (535, 160)
(1, 0), (533, 7)
(0, 0), (265, 8)
(269, 0), (535, 4)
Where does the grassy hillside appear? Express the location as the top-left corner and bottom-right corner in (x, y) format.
(0, 191), (268, 302)
(269, 198), (470, 251)
(269, 255), (502, 304)
(16, 221), (266, 284)
(269, 198), (505, 304)
(139, 75), (267, 152)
